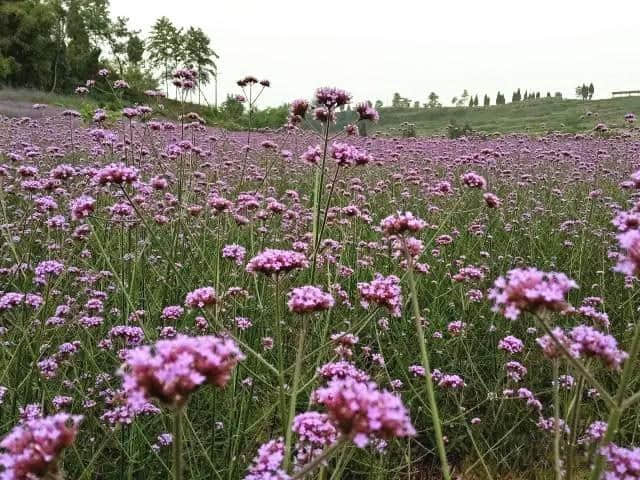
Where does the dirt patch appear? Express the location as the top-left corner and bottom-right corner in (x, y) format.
(0, 99), (65, 118)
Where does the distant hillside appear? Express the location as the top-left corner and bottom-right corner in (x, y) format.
(339, 97), (640, 136)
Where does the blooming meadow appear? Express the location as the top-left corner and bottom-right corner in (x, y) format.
(1, 70), (640, 479)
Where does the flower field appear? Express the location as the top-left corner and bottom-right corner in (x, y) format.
(1, 75), (640, 479)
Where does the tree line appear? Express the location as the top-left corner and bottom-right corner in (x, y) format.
(0, 0), (218, 104)
(386, 84), (594, 109)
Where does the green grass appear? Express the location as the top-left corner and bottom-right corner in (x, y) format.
(340, 97), (640, 136)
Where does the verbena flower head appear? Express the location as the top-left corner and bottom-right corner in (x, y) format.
(461, 171), (487, 189)
(568, 325), (628, 370)
(317, 361), (370, 382)
(244, 438), (290, 480)
(92, 163), (139, 185)
(290, 99), (309, 118)
(185, 287), (218, 309)
(0, 413), (82, 480)
(615, 229), (640, 277)
(498, 335), (524, 354)
(121, 335), (244, 406)
(601, 443), (640, 480)
(488, 268), (578, 320)
(357, 274), (402, 317)
(70, 195), (96, 221)
(246, 249), (309, 276)
(287, 286), (335, 314)
(330, 142), (372, 167)
(301, 145), (322, 165)
(312, 377), (415, 447)
(291, 412), (337, 470)
(355, 102), (379, 122)
(222, 244), (246, 266)
(315, 87), (352, 109)
(483, 192), (501, 208)
(380, 211), (426, 236)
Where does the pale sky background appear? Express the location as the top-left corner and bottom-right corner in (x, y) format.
(110, 0), (640, 108)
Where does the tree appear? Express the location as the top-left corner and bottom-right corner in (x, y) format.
(473, 94), (479, 106)
(483, 94), (490, 107)
(126, 34), (144, 67)
(105, 16), (133, 77)
(374, 100), (383, 109)
(148, 16), (183, 96)
(0, 0), (58, 89)
(183, 27), (218, 104)
(456, 89), (469, 107)
(426, 91), (441, 108)
(451, 96), (458, 106)
(413, 100), (420, 108)
(392, 92), (402, 107)
(588, 83), (594, 100)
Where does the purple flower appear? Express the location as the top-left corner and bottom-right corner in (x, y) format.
(222, 244), (246, 265)
(121, 334), (245, 406)
(380, 211), (426, 236)
(244, 438), (290, 480)
(460, 171), (487, 189)
(357, 274), (402, 317)
(246, 249), (309, 276)
(0, 414), (82, 480)
(601, 443), (640, 480)
(489, 268), (578, 320)
(312, 377), (415, 447)
(498, 335), (524, 354)
(185, 287), (218, 309)
(291, 412), (337, 470)
(615, 229), (640, 277)
(287, 286), (335, 314)
(92, 163), (139, 185)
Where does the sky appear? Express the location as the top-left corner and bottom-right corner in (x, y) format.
(110, 0), (640, 108)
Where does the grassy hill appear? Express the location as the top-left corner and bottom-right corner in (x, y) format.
(355, 96), (640, 136)
(3, 87), (640, 137)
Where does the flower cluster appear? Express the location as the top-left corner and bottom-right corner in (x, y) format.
(312, 377), (415, 447)
(121, 335), (244, 406)
(0, 414), (82, 480)
(601, 443), (640, 480)
(380, 211), (426, 236)
(246, 249), (309, 276)
(291, 412), (337, 470)
(489, 268), (578, 320)
(287, 286), (335, 314)
(357, 274), (402, 317)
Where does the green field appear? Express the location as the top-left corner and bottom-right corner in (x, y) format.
(362, 96), (640, 136)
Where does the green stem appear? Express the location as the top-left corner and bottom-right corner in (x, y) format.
(173, 405), (184, 480)
(404, 242), (451, 480)
(552, 360), (562, 480)
(536, 316), (615, 409)
(589, 311), (640, 480)
(291, 436), (346, 480)
(310, 120), (331, 282)
(567, 374), (585, 479)
(274, 277), (288, 434)
(283, 316), (309, 471)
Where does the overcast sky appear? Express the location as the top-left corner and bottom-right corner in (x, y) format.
(110, 0), (640, 108)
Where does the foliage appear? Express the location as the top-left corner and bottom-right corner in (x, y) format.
(446, 119), (473, 138)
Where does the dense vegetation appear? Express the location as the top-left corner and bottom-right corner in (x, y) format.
(1, 79), (640, 479)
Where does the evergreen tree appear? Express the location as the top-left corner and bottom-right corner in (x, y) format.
(148, 16), (183, 96)
(427, 91), (441, 108)
(183, 27), (218, 104)
(588, 83), (594, 99)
